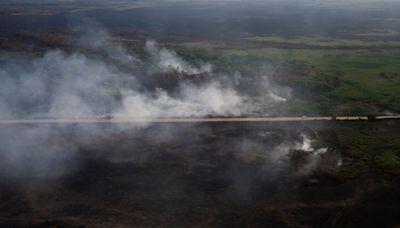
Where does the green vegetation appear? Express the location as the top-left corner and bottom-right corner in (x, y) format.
(246, 35), (400, 48)
(173, 41), (400, 115)
(374, 151), (400, 170)
(335, 164), (361, 179)
(356, 29), (400, 37)
(334, 123), (400, 175)
(336, 126), (390, 154)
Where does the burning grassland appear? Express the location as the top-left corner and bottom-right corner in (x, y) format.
(0, 21), (290, 120)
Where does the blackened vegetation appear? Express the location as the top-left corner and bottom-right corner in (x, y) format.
(1, 121), (400, 227)
(142, 70), (210, 93)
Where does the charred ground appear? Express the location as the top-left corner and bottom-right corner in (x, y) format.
(1, 121), (400, 227)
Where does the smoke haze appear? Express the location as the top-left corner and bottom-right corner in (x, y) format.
(0, 22), (290, 119)
(0, 21), (333, 185)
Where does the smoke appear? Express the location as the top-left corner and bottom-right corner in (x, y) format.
(0, 50), (249, 119)
(0, 50), (127, 118)
(0, 21), (291, 182)
(234, 134), (328, 176)
(116, 82), (248, 118)
(212, 132), (333, 199)
(0, 125), (79, 180)
(0, 41), (284, 119)
(231, 72), (292, 107)
(76, 19), (141, 66)
(146, 40), (212, 75)
(290, 134), (328, 176)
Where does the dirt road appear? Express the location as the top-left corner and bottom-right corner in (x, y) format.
(0, 116), (399, 125)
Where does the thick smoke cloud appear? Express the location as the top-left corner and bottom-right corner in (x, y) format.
(0, 48), (250, 119)
(0, 50), (127, 118)
(0, 27), (288, 119)
(117, 82), (246, 118)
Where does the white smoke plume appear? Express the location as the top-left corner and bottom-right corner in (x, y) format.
(0, 49), (249, 119)
(0, 50), (129, 119)
(146, 40), (212, 75)
(116, 82), (247, 118)
(291, 134), (328, 176)
(234, 134), (328, 176)
(260, 75), (292, 102)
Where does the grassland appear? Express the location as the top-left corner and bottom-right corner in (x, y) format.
(246, 35), (400, 48)
(172, 40), (400, 116)
(334, 121), (400, 175)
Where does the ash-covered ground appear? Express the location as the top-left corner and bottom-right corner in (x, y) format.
(1, 121), (400, 227)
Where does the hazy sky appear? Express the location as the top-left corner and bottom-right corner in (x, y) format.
(1, 0), (397, 3)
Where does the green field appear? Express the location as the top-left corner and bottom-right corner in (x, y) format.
(173, 41), (400, 116)
(246, 35), (400, 47)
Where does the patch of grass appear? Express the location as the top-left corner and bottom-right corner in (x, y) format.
(374, 151), (400, 170)
(335, 164), (361, 179)
(334, 124), (400, 173)
(246, 35), (400, 47)
(356, 29), (400, 37)
(332, 103), (379, 116)
(281, 99), (327, 115)
(343, 146), (364, 159)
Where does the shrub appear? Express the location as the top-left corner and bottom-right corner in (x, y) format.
(374, 151), (400, 170)
(336, 164), (361, 179)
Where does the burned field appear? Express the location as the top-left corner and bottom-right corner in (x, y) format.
(1, 121), (400, 227)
